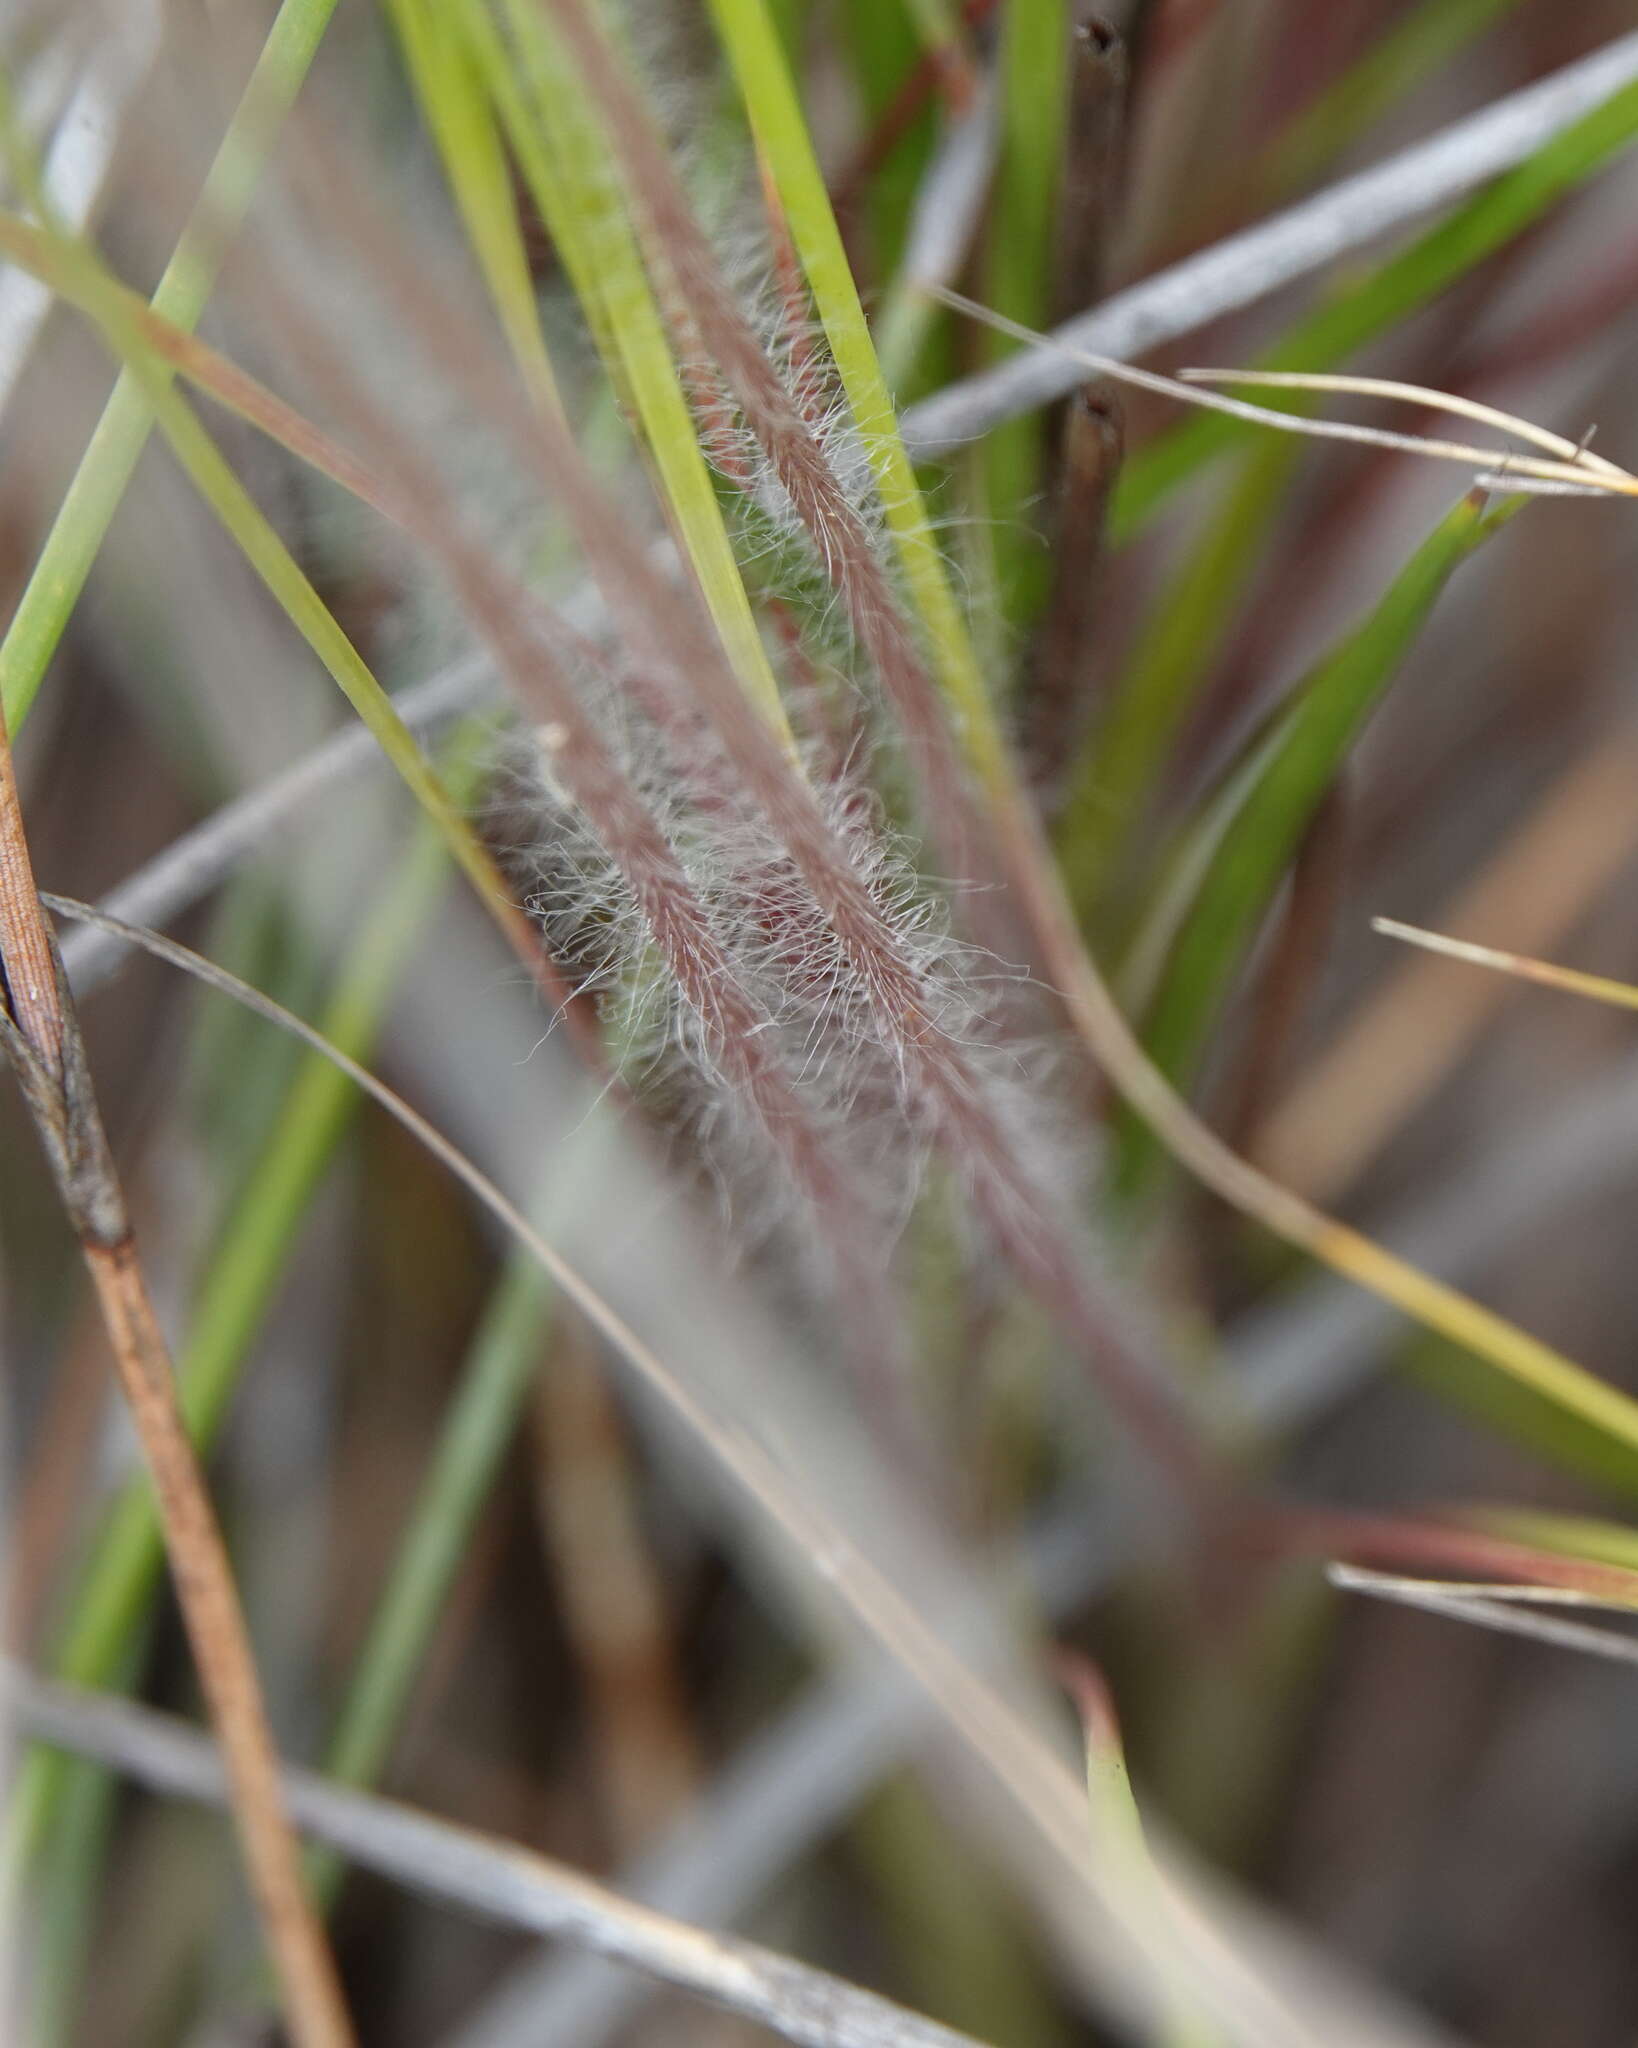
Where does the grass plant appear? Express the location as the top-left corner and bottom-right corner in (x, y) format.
(7, 7), (1638, 2045)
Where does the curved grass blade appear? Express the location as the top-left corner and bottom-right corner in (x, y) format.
(1180, 368), (1629, 477)
(1113, 67), (1638, 537)
(1110, 490), (1520, 1206)
(932, 288), (1638, 497)
(37, 896), (1348, 2048)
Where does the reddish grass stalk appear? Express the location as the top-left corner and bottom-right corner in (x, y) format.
(0, 711), (352, 2047)
(485, 5), (1218, 1495)
(508, 35), (1601, 1529)
(756, 156), (829, 432)
(1258, 1502), (1638, 1609)
(425, 319), (1207, 1490)
(394, 531), (911, 1382)
(209, 242), (917, 1411)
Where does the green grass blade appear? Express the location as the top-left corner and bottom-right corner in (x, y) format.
(475, 0), (794, 747)
(14, 218), (513, 924)
(1067, 1661), (1219, 2048)
(1059, 438), (1301, 918)
(1112, 490), (1519, 1203)
(156, 397), (500, 907)
(0, 0), (342, 734)
(982, 0), (1070, 631)
(1467, 1505), (1638, 1571)
(0, 188), (560, 876)
(6, 773), (470, 1872)
(307, 1245), (554, 1902)
(697, 1), (1638, 1492)
(466, 0), (616, 372)
(706, 0), (1007, 785)
(1114, 69), (1638, 539)
(1402, 1332), (1638, 1503)
(383, 0), (560, 417)
(0, 94), (531, 936)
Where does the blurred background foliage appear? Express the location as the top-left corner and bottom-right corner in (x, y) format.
(7, 1), (1638, 2044)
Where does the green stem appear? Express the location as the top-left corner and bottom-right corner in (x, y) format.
(982, 0), (1069, 632)
(308, 1246), (554, 1903)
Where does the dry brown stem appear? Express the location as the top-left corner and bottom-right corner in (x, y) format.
(0, 707), (353, 2048)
